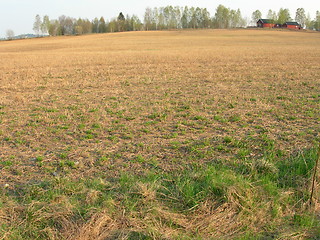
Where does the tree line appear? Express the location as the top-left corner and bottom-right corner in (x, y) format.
(32, 5), (320, 36)
(143, 5), (246, 30)
(32, 13), (143, 36)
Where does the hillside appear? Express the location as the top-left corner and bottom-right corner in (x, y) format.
(0, 29), (320, 239)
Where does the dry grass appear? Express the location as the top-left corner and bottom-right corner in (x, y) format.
(0, 29), (320, 239)
(1, 29), (319, 182)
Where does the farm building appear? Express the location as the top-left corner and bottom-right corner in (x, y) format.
(257, 19), (301, 29)
(283, 22), (301, 29)
(257, 19), (275, 28)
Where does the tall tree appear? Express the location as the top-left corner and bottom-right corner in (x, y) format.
(108, 19), (117, 32)
(48, 20), (60, 36)
(33, 14), (42, 35)
(214, 5), (230, 28)
(267, 9), (277, 22)
(99, 17), (106, 33)
(201, 8), (211, 28)
(144, 7), (153, 30)
(82, 19), (93, 34)
(92, 18), (99, 33)
(174, 6), (182, 29)
(129, 15), (142, 31)
(158, 8), (165, 30)
(117, 12), (126, 31)
(229, 9), (237, 28)
(230, 9), (245, 28)
(124, 14), (132, 31)
(58, 15), (74, 35)
(118, 12), (125, 21)
(76, 18), (92, 34)
(6, 29), (14, 40)
(237, 9), (246, 27)
(41, 15), (50, 34)
(195, 7), (202, 28)
(305, 13), (313, 29)
(164, 6), (174, 29)
(189, 7), (197, 28)
(252, 10), (262, 24)
(314, 11), (320, 31)
(277, 8), (291, 24)
(152, 7), (159, 30)
(74, 25), (83, 35)
(295, 8), (306, 28)
(181, 6), (190, 29)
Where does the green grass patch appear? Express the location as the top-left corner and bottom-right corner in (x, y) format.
(1, 146), (319, 239)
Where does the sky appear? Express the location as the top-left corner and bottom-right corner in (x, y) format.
(0, 0), (319, 37)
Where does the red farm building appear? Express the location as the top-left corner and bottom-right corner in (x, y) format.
(283, 22), (301, 29)
(257, 19), (275, 28)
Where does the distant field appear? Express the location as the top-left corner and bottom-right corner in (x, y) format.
(0, 29), (320, 239)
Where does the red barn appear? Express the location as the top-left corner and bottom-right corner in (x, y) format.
(257, 19), (275, 28)
(283, 22), (301, 29)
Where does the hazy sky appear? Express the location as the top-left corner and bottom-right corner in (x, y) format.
(0, 0), (319, 37)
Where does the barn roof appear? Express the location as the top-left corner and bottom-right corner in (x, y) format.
(285, 22), (300, 25)
(257, 19), (274, 24)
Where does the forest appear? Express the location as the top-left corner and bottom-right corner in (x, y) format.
(32, 5), (320, 36)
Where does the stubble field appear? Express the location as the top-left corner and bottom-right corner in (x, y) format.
(0, 29), (320, 239)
